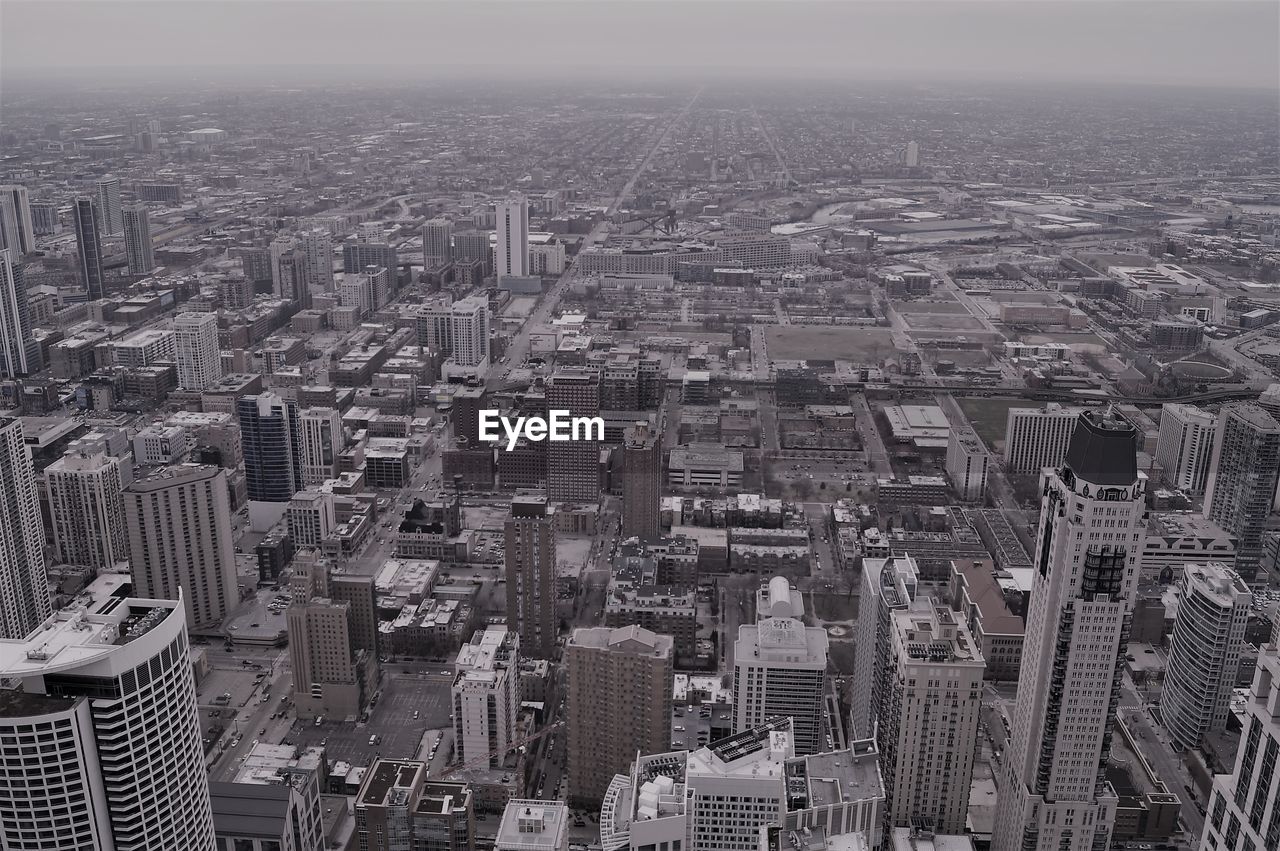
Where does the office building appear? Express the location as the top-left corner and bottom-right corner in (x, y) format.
(238, 392), (304, 502)
(1163, 563), (1251, 749)
(287, 550), (379, 720)
(452, 625), (521, 768)
(0, 417), (50, 640)
(0, 575), (215, 851)
(122, 203), (155, 275)
(546, 367), (601, 502)
(495, 801), (568, 851)
(447, 294), (491, 370)
(73, 197), (105, 299)
(1197, 642), (1280, 851)
(95, 175), (123, 234)
(1204, 403), (1280, 584)
(46, 449), (133, 570)
(174, 311), (223, 390)
(287, 489), (337, 548)
(355, 759), (475, 851)
(123, 464), (237, 630)
(270, 235), (297, 297)
(298, 228), (334, 292)
(341, 238), (398, 277)
(946, 430), (989, 501)
(1156, 403), (1217, 494)
(455, 230), (492, 274)
(424, 217), (454, 266)
(496, 195), (530, 279)
(0, 249), (40, 378)
(30, 199), (58, 236)
(621, 421), (662, 543)
(113, 327), (176, 368)
(1003, 403), (1082, 476)
(210, 743), (326, 851)
(852, 555), (919, 739)
(733, 578), (828, 756)
(566, 625), (674, 806)
(299, 406), (344, 484)
(505, 491), (557, 659)
(881, 604), (985, 833)
(0, 185), (35, 255)
(993, 411), (1147, 851)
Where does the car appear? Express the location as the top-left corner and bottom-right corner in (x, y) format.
(314, 717), (323, 726)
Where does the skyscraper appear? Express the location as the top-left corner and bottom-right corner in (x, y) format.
(95, 175), (124, 234)
(0, 575), (215, 851)
(1197, 641), (1280, 851)
(496, 195), (529, 279)
(881, 603), (985, 833)
(424, 217), (454, 266)
(993, 410), (1147, 851)
(298, 228), (334, 292)
(0, 417), (50, 640)
(452, 625), (521, 768)
(546, 367), (601, 502)
(270, 235), (297, 298)
(449, 295), (491, 368)
(173, 311), (223, 390)
(123, 464), (238, 630)
(46, 449), (133, 570)
(73, 196), (105, 299)
(905, 140), (920, 167)
(298, 406), (344, 485)
(1204, 403), (1280, 584)
(566, 625), (673, 806)
(1003, 403), (1083, 475)
(0, 249), (40, 378)
(0, 184), (35, 255)
(620, 421), (662, 543)
(341, 238), (398, 277)
(733, 577), (829, 756)
(505, 491), (557, 659)
(1157, 403), (1217, 494)
(851, 554), (918, 739)
(238, 392), (304, 502)
(1163, 562), (1251, 750)
(122, 203), (155, 275)
(454, 230), (492, 275)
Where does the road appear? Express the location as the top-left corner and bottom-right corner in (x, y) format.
(607, 87), (703, 216)
(1118, 676), (1205, 843)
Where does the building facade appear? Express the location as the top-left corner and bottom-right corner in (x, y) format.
(46, 449), (133, 570)
(1156, 403), (1216, 494)
(1204, 403), (1280, 584)
(1003, 403), (1082, 476)
(174, 311), (223, 390)
(0, 417), (49, 639)
(505, 492), (558, 659)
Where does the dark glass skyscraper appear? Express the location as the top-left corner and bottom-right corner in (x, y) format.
(73, 196), (105, 299)
(237, 392), (303, 502)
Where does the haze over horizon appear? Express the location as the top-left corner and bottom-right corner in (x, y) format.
(2, 0), (1278, 91)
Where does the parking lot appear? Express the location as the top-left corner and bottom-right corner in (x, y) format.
(289, 672), (454, 765)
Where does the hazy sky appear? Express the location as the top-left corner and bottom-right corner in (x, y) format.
(3, 0), (1277, 89)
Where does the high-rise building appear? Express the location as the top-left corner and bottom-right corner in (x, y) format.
(73, 197), (105, 299)
(299, 406), (344, 484)
(0, 249), (40, 378)
(946, 429), (989, 501)
(733, 578), (828, 756)
(123, 464), (238, 630)
(905, 141), (920, 168)
(851, 554), (918, 739)
(122, 203), (155, 275)
(620, 422), (662, 543)
(454, 231), (492, 275)
(566, 625), (673, 806)
(1003, 403), (1083, 476)
(505, 491), (557, 659)
(29, 199), (59, 236)
(287, 489), (337, 548)
(496, 195), (530, 279)
(1163, 562), (1251, 750)
(0, 576), (216, 851)
(270, 235), (297, 297)
(46, 449), (133, 570)
(993, 410), (1147, 851)
(354, 759), (475, 851)
(1197, 641), (1280, 851)
(1156, 403), (1217, 494)
(341, 238), (398, 278)
(173, 311), (223, 390)
(452, 625), (521, 768)
(287, 550), (380, 720)
(495, 801), (568, 851)
(424, 217), (454, 266)
(449, 295), (491, 368)
(95, 175), (124, 234)
(546, 367), (601, 502)
(0, 417), (49, 640)
(1203, 403), (1280, 584)
(298, 228), (334, 292)
(881, 603), (985, 833)
(238, 392), (304, 502)
(0, 185), (35, 255)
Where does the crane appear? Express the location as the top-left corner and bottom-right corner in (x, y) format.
(434, 719), (564, 779)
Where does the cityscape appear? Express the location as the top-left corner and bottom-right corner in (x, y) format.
(0, 3), (1279, 851)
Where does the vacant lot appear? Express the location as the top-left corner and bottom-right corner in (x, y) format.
(890, 299), (968, 314)
(956, 397), (1047, 451)
(765, 326), (896, 362)
(900, 313), (987, 331)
